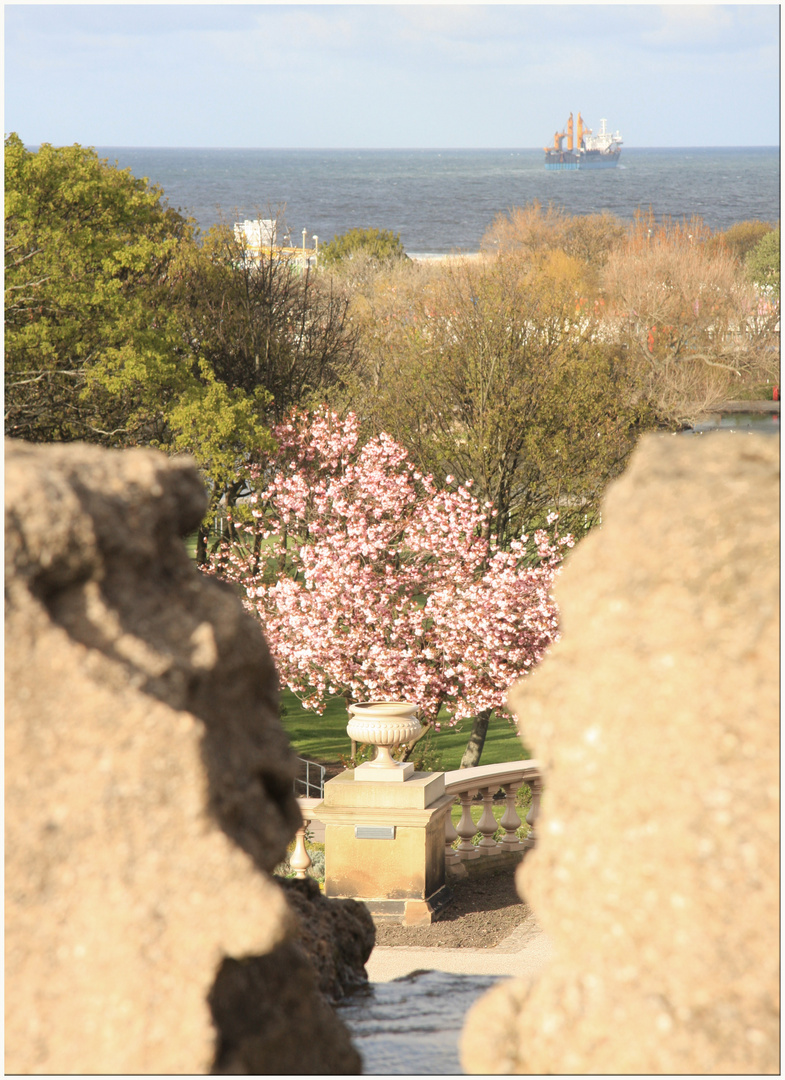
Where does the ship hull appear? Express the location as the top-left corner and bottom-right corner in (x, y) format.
(545, 149), (622, 171)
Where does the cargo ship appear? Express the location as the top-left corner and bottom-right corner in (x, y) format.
(544, 113), (622, 170)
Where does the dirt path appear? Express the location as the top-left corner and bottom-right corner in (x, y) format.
(373, 867), (532, 949)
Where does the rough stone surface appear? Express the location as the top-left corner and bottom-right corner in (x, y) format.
(276, 876), (376, 1003)
(461, 433), (780, 1075)
(209, 943), (362, 1075)
(4, 440), (360, 1075)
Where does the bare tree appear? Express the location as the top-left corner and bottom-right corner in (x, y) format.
(176, 212), (360, 425)
(602, 219), (778, 424)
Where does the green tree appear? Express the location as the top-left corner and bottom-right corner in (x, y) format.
(350, 249), (651, 542)
(710, 219), (774, 264)
(4, 133), (191, 443)
(745, 225), (780, 298)
(320, 226), (407, 268)
(4, 135), (274, 546)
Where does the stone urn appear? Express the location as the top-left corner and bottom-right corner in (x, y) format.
(346, 701), (421, 780)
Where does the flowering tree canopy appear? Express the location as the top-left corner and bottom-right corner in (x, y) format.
(205, 408), (573, 759)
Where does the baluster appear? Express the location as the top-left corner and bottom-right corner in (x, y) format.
(444, 802), (461, 866)
(499, 782), (524, 848)
(290, 820), (313, 879)
(455, 790), (481, 859)
(523, 778), (542, 850)
(476, 786), (501, 854)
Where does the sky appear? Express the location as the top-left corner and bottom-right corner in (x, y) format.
(4, 3), (780, 148)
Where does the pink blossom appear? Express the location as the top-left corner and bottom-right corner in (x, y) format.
(203, 407), (570, 733)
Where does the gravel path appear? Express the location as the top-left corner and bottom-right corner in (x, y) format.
(373, 865), (533, 949)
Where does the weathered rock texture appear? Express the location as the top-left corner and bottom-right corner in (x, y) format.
(4, 440), (361, 1074)
(277, 876), (377, 1004)
(208, 879), (374, 1073)
(210, 876), (374, 1073)
(461, 433), (780, 1075)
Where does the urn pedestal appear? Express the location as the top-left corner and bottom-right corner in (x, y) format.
(346, 700), (421, 782)
(316, 701), (452, 926)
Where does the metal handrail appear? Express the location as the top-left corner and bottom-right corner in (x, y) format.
(293, 757), (325, 799)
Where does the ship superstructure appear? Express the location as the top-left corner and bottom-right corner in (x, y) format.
(544, 113), (623, 170)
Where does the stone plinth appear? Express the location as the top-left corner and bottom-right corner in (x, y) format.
(353, 759), (415, 782)
(318, 771), (453, 926)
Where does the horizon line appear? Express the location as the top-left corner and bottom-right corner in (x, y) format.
(20, 142), (781, 153)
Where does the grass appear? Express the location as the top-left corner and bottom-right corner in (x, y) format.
(275, 839), (326, 884)
(449, 790), (532, 832)
(279, 688), (530, 773)
(184, 531), (199, 560)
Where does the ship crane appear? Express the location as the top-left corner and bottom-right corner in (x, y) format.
(546, 127), (568, 153)
(544, 112), (622, 170)
(577, 112), (592, 149)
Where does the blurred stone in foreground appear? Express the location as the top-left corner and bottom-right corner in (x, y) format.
(462, 433), (779, 1075)
(4, 440), (362, 1074)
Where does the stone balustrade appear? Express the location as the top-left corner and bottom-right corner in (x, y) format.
(291, 796), (322, 878)
(293, 761), (542, 884)
(442, 761), (542, 876)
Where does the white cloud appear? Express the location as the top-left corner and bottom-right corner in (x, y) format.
(3, 3), (779, 147)
(641, 4), (771, 51)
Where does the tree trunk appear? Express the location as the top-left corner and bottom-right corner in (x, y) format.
(196, 524), (208, 566)
(346, 696), (356, 760)
(459, 708), (493, 769)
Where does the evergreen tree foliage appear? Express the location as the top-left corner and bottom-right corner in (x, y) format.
(5, 133), (191, 443)
(745, 225), (780, 298)
(4, 134), (274, 546)
(320, 226), (407, 267)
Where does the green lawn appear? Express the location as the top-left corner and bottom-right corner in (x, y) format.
(184, 530), (200, 560)
(449, 798), (532, 834)
(279, 688), (530, 773)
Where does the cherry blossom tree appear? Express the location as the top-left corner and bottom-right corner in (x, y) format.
(204, 407), (573, 767)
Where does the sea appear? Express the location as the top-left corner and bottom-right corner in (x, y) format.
(95, 146), (779, 257)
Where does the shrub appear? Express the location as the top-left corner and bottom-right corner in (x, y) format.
(320, 226), (407, 267)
